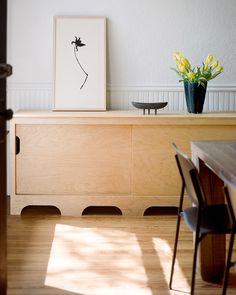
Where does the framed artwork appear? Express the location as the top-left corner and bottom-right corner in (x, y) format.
(53, 16), (106, 110)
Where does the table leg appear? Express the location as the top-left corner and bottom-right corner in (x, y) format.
(198, 159), (225, 282)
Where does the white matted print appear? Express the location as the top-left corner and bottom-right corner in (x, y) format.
(53, 16), (106, 110)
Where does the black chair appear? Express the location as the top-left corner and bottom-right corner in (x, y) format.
(221, 173), (236, 295)
(169, 143), (234, 295)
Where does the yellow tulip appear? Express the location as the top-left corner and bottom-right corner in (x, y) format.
(173, 51), (182, 61)
(178, 64), (187, 73)
(172, 52), (223, 83)
(211, 60), (219, 70)
(204, 53), (213, 66)
(176, 60), (184, 68)
(215, 65), (224, 72)
(182, 57), (191, 69)
(187, 72), (195, 80)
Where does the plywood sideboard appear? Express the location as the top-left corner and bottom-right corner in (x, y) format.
(10, 110), (236, 216)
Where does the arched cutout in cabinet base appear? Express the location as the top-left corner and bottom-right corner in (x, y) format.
(21, 205), (61, 216)
(144, 206), (178, 216)
(82, 206), (122, 216)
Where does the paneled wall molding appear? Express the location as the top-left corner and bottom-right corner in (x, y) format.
(108, 84), (236, 92)
(7, 82), (236, 112)
(7, 82), (52, 111)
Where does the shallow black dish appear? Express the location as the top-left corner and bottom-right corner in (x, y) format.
(132, 101), (168, 115)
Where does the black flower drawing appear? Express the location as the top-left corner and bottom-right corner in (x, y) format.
(71, 36), (88, 89)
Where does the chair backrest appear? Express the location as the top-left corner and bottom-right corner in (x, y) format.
(221, 172), (236, 228)
(172, 143), (205, 207)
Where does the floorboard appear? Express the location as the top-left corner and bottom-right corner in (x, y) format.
(6, 208), (236, 295)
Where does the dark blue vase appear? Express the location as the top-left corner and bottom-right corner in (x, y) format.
(184, 81), (207, 113)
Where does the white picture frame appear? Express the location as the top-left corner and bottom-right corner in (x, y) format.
(53, 16), (106, 111)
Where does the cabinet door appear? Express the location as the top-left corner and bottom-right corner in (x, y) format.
(16, 124), (132, 195)
(132, 125), (236, 196)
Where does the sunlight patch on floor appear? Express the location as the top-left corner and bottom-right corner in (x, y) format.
(153, 237), (190, 293)
(45, 223), (153, 295)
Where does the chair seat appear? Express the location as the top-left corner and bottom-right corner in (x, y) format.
(183, 204), (232, 234)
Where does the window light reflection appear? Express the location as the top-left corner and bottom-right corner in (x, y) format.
(45, 224), (153, 295)
(152, 237), (190, 292)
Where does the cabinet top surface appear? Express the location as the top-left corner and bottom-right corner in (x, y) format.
(13, 110), (236, 119)
(11, 110), (236, 126)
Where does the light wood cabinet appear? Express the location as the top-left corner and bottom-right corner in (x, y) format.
(10, 110), (236, 216)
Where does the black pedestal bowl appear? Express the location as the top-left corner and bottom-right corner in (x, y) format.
(132, 101), (168, 115)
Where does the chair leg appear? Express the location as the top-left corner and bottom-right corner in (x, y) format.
(190, 236), (199, 295)
(190, 229), (204, 295)
(169, 213), (182, 289)
(222, 232), (235, 295)
(169, 183), (185, 290)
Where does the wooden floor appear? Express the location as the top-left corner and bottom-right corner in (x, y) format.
(6, 207), (236, 295)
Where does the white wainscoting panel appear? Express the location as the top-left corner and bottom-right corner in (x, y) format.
(7, 83), (236, 112)
(107, 85), (236, 112)
(7, 83), (52, 111)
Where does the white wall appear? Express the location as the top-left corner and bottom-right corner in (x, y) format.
(7, 0), (236, 111)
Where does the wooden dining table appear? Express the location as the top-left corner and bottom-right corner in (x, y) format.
(191, 140), (236, 283)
